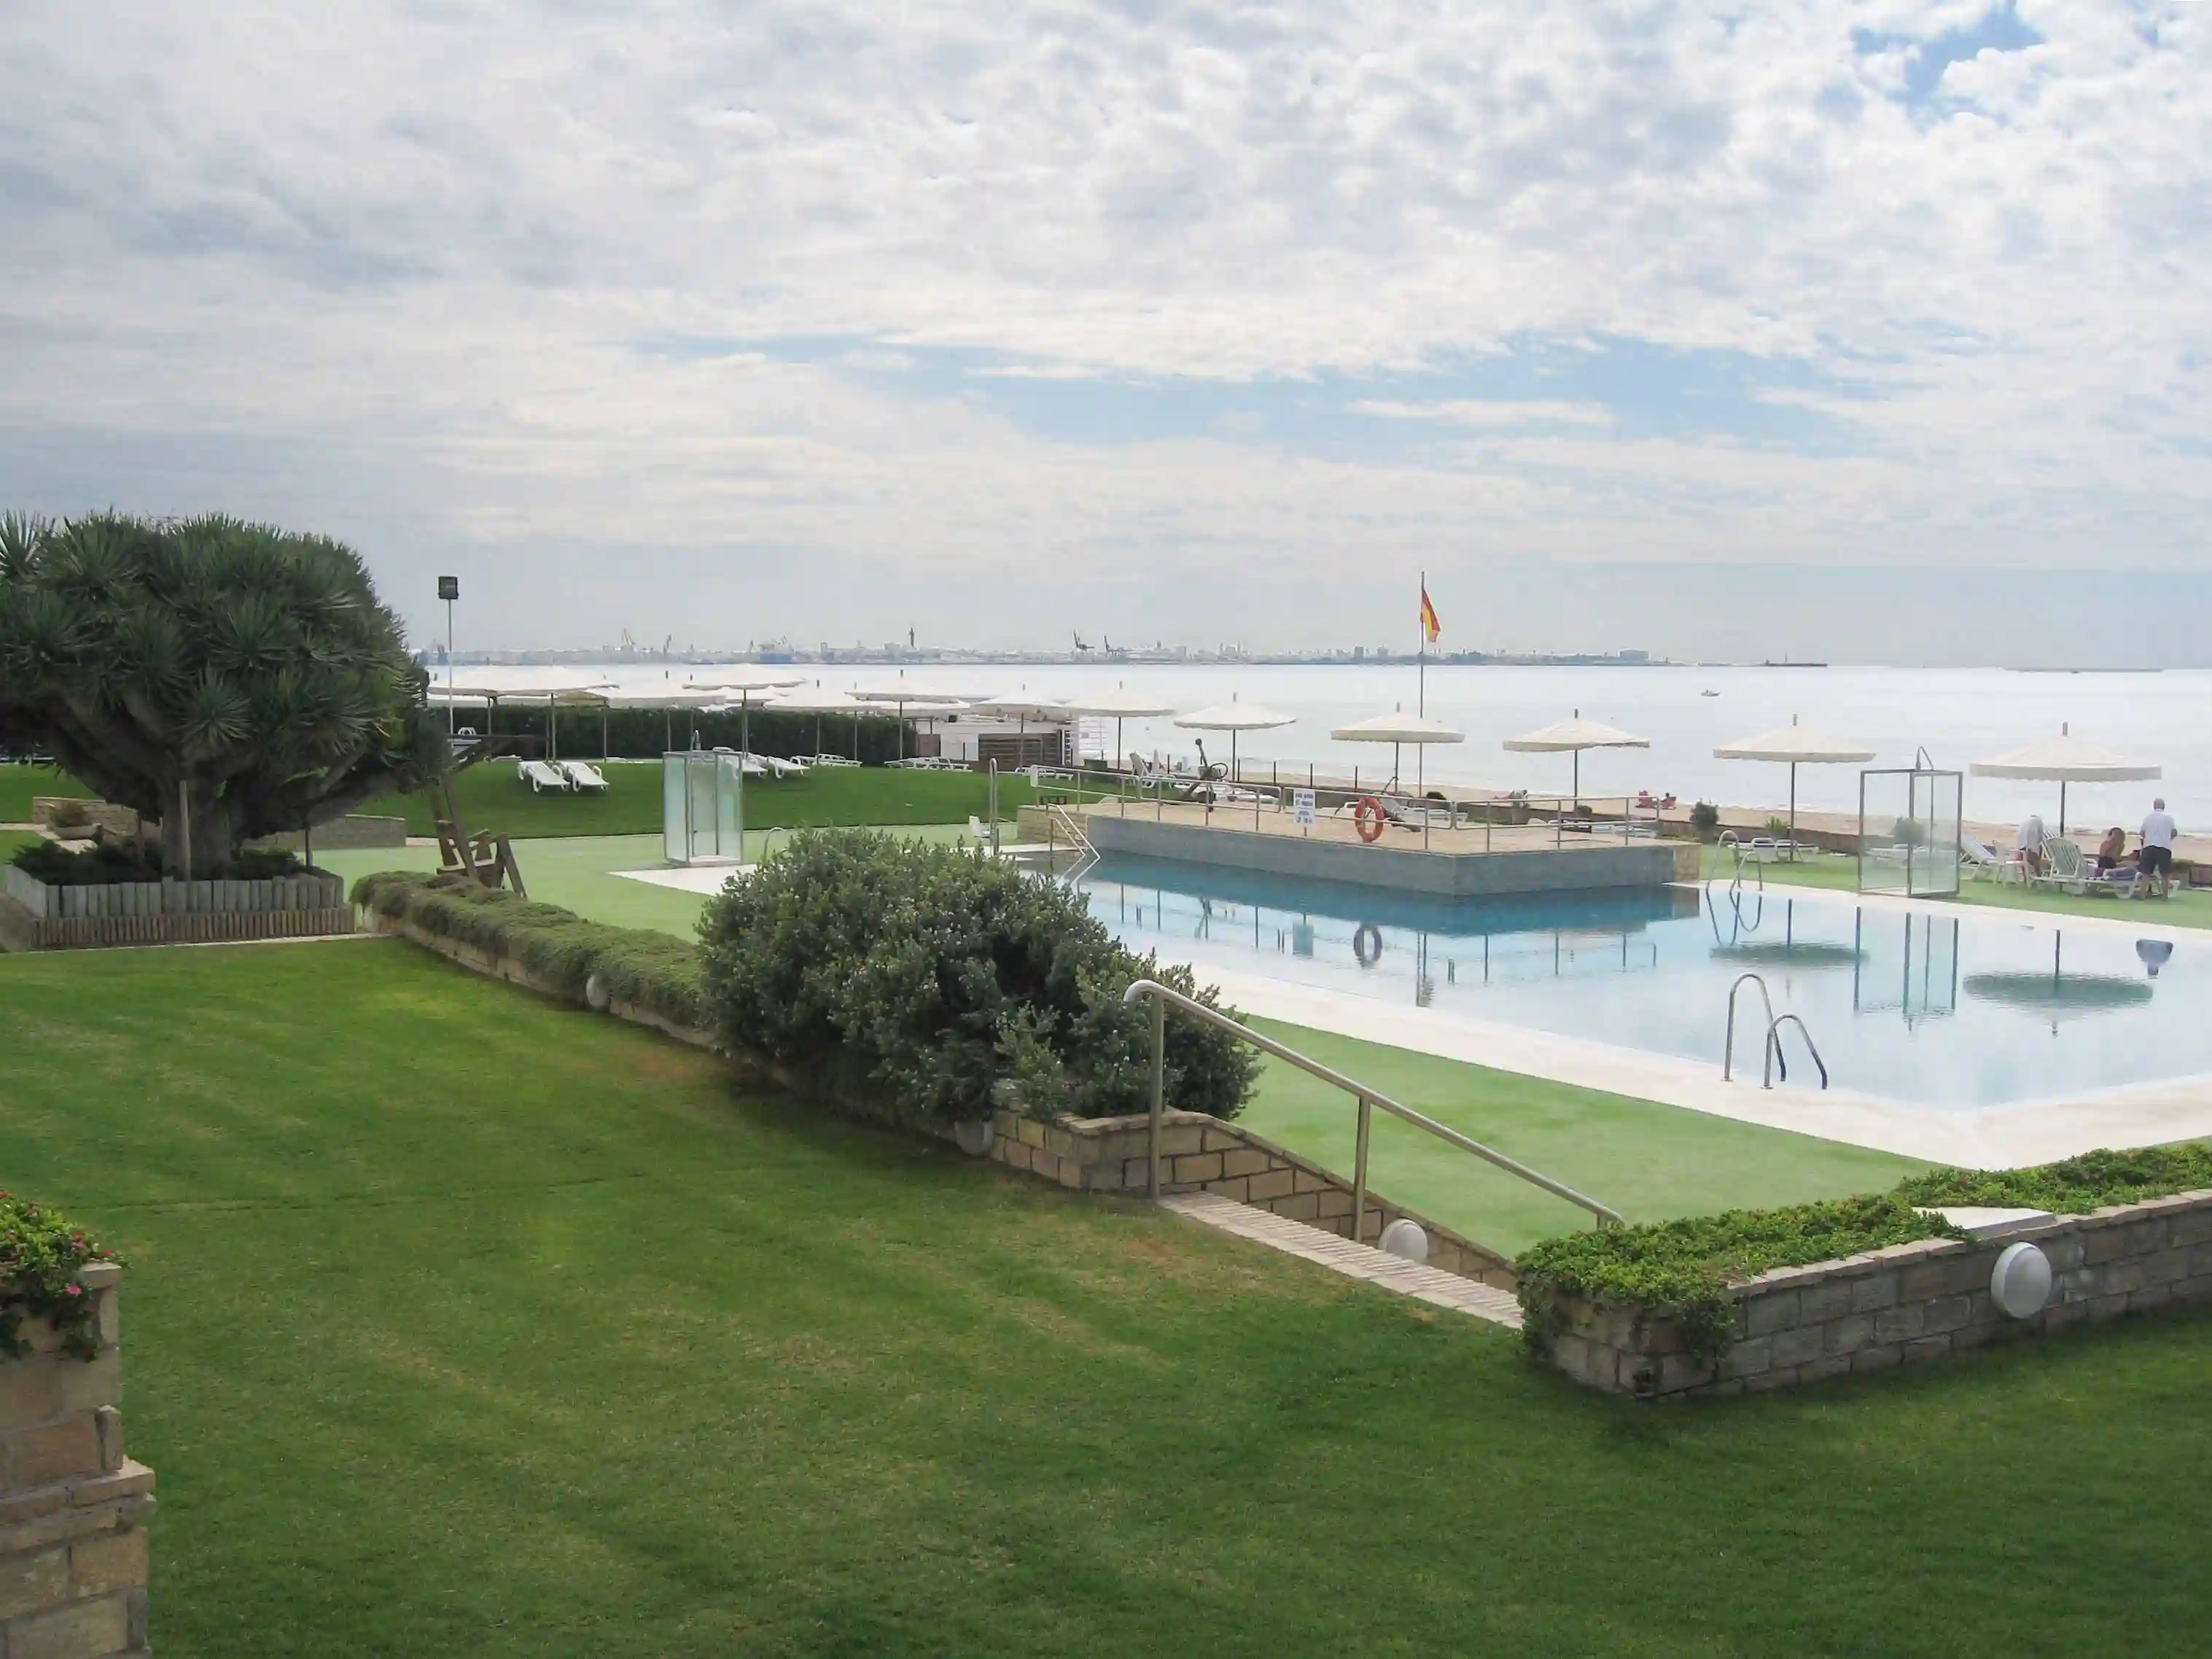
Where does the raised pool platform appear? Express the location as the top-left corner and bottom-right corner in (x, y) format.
(1078, 802), (1694, 897)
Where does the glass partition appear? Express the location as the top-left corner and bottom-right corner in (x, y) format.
(1858, 767), (1962, 897)
(663, 750), (748, 865)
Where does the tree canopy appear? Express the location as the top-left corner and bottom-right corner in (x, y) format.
(0, 511), (445, 876)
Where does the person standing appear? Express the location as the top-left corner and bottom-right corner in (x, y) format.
(2016, 811), (2048, 878)
(2138, 797), (2178, 895)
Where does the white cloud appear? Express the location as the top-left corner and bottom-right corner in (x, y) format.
(1352, 400), (1616, 427)
(0, 0), (2207, 650)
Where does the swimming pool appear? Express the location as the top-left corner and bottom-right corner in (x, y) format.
(1078, 855), (2203, 1112)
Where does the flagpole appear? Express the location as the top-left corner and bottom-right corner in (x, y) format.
(1417, 570), (1427, 793)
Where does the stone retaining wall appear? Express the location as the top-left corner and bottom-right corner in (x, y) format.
(30, 800), (139, 839)
(1, 869), (352, 952)
(989, 1108), (1516, 1289)
(0, 1263), (155, 1656)
(1537, 1189), (2212, 1399)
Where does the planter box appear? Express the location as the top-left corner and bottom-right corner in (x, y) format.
(0, 869), (352, 952)
(1531, 1189), (2212, 1399)
(0, 1262), (155, 1654)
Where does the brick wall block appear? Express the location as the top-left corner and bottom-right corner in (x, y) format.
(1744, 1291), (1799, 1337)
(69, 1529), (147, 1599)
(0, 1547), (70, 1621)
(6, 1588), (130, 1659)
(9, 1420), (103, 1490)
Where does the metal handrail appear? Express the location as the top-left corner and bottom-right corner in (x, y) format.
(1121, 978), (1624, 1233)
(1769, 1014), (1829, 1090)
(1723, 972), (1778, 1083)
(1724, 972), (1831, 1090)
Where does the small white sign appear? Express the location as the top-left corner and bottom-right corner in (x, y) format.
(1293, 788), (1316, 828)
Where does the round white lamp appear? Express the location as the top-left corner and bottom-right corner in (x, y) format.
(1378, 1219), (1430, 1264)
(1990, 1241), (2054, 1319)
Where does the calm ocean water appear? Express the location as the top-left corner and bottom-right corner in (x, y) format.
(451, 662), (2210, 831)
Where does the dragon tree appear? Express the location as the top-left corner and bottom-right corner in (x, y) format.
(0, 510), (446, 877)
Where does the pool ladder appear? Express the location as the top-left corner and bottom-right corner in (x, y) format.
(1724, 972), (1829, 1090)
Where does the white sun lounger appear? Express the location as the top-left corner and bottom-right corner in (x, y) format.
(558, 761), (610, 793)
(518, 759), (572, 793)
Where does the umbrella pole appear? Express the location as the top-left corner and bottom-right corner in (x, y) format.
(1789, 763), (1798, 861)
(2059, 780), (2068, 838)
(1573, 750), (1580, 807)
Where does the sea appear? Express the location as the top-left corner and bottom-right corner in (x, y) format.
(440, 662), (2208, 831)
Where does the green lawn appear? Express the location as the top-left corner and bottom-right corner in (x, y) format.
(1699, 845), (2212, 930)
(1, 828), (43, 861)
(321, 829), (985, 937)
(0, 761), (94, 822)
(364, 761), (1048, 839)
(5, 941), (2211, 1657)
(1241, 1023), (1923, 1254)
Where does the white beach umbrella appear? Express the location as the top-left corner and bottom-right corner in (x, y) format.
(1331, 707), (1465, 793)
(685, 669), (806, 762)
(1174, 700), (1294, 783)
(1503, 710), (1651, 803)
(1713, 716), (1875, 855)
(1059, 688), (1178, 771)
(850, 679), (970, 760)
(768, 688), (868, 759)
(964, 696), (1075, 770)
(1969, 724), (2159, 834)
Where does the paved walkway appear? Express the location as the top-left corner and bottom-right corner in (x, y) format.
(1158, 1192), (1524, 1329)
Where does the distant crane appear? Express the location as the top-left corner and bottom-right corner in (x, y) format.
(619, 628), (636, 653)
(1073, 632), (1092, 653)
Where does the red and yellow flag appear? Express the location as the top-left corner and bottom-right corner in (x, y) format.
(1419, 582), (1441, 645)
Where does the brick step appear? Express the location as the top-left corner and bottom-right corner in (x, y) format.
(1159, 1192), (1524, 1329)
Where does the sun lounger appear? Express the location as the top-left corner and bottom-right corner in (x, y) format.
(558, 761), (610, 793)
(2032, 839), (2092, 894)
(808, 753), (859, 767)
(518, 759), (572, 793)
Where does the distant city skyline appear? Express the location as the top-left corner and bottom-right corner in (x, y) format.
(3, 3), (2206, 667)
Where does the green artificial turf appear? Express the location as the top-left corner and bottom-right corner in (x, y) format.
(362, 761), (1048, 839)
(1699, 845), (2212, 930)
(319, 828), (987, 937)
(1, 828), (44, 862)
(1240, 1022), (1924, 1254)
(5, 941), (2211, 1658)
(0, 762), (93, 823)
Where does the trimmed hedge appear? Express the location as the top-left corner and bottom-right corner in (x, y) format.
(698, 830), (1258, 1131)
(12, 838), (308, 886)
(0, 1191), (117, 1362)
(351, 871), (707, 1032)
(1516, 1143), (2212, 1361)
(1897, 1144), (2212, 1215)
(1516, 1193), (1962, 1360)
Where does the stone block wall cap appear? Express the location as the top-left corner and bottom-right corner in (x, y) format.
(1915, 1205), (2057, 1240)
(1062, 1110), (1219, 1132)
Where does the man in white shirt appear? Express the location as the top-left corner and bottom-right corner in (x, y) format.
(2016, 812), (2047, 877)
(2138, 798), (2177, 893)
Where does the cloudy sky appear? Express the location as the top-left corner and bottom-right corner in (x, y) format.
(3, 1), (2208, 662)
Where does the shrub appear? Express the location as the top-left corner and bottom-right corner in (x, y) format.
(352, 871), (706, 1032)
(1516, 1194), (1960, 1361)
(0, 1191), (117, 1361)
(1765, 815), (1793, 839)
(10, 838), (159, 886)
(1898, 1146), (2212, 1214)
(698, 829), (1258, 1130)
(1689, 801), (1720, 838)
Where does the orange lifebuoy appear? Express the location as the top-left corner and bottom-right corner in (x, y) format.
(1353, 796), (1387, 843)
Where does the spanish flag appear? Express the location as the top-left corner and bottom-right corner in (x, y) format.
(1420, 581), (1441, 645)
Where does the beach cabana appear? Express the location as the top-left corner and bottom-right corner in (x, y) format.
(1330, 708), (1464, 793)
(1713, 717), (1874, 858)
(1503, 711), (1650, 804)
(1173, 699), (1294, 786)
(1968, 725), (2159, 835)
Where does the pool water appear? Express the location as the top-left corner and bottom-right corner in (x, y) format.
(1078, 855), (2201, 1111)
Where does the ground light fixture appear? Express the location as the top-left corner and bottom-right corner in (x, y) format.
(1990, 1241), (2054, 1319)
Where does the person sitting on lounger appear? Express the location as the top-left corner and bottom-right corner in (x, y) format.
(2096, 825), (2127, 873)
(2016, 812), (2048, 878)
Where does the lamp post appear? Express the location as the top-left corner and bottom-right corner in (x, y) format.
(437, 575), (459, 734)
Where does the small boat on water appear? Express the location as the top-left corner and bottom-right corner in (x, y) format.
(1701, 689), (1720, 697)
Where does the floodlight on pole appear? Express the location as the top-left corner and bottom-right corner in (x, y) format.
(437, 575), (459, 734)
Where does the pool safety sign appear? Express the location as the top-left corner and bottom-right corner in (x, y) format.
(1293, 788), (1316, 829)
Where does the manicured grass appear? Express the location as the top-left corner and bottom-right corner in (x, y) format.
(6, 941), (2212, 1658)
(363, 761), (1048, 839)
(1241, 1022), (1924, 1254)
(1, 828), (43, 862)
(1699, 845), (2212, 930)
(0, 761), (93, 822)
(321, 828), (986, 938)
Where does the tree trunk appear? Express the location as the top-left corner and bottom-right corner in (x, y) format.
(155, 787), (238, 879)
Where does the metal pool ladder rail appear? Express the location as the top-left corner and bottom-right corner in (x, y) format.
(1723, 972), (1830, 1090)
(1121, 979), (1624, 1232)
